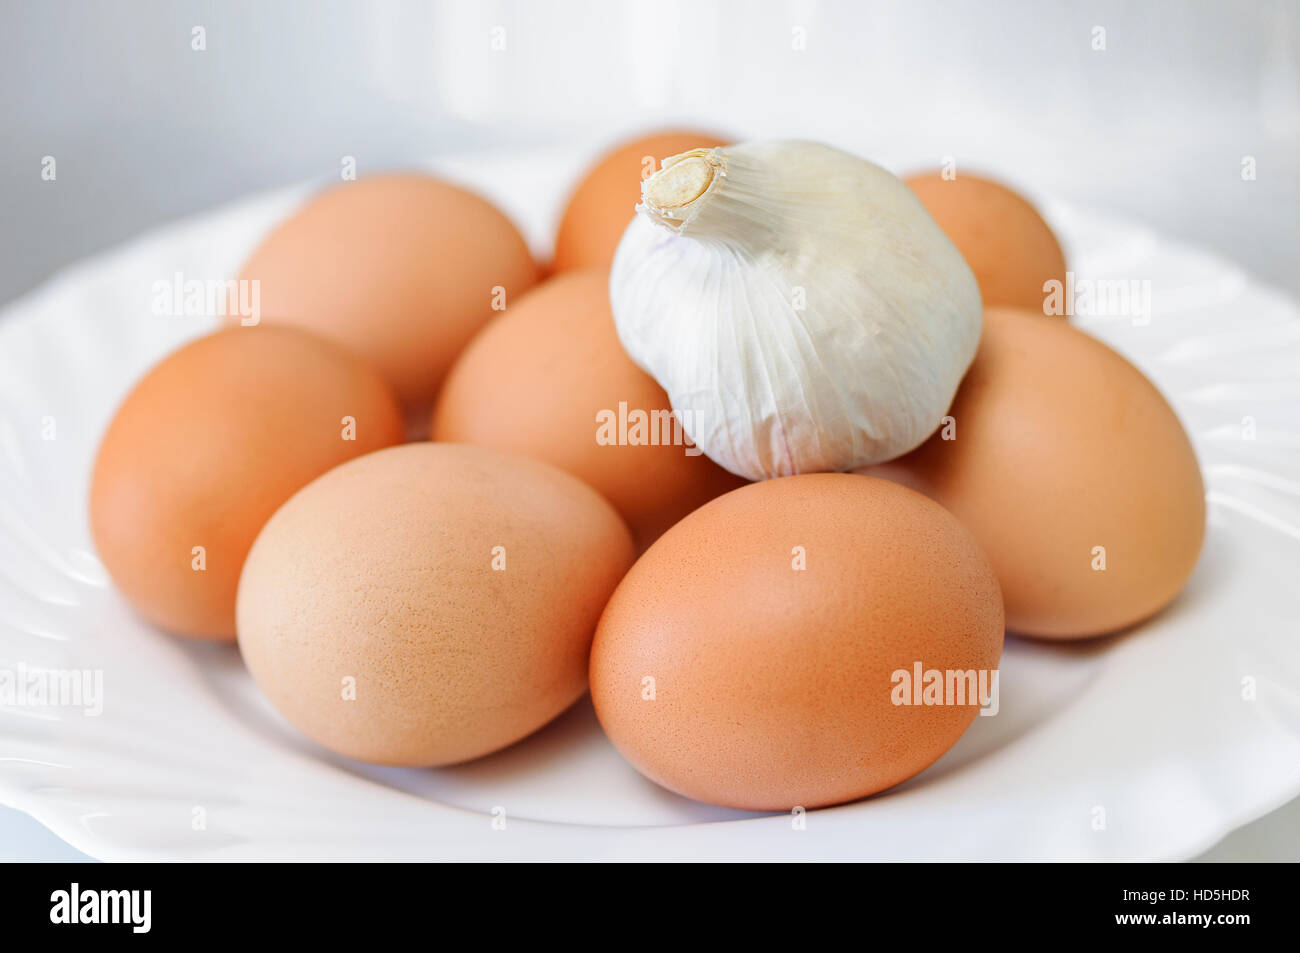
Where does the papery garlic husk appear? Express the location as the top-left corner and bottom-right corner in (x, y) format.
(609, 140), (982, 481)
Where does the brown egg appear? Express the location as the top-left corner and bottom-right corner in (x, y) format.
(235, 173), (539, 408)
(237, 443), (635, 766)
(862, 307), (1205, 639)
(90, 327), (405, 640)
(905, 171), (1066, 312)
(552, 130), (729, 273)
(432, 269), (746, 550)
(590, 474), (1004, 811)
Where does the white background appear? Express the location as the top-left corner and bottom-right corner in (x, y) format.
(1, 0), (1296, 861)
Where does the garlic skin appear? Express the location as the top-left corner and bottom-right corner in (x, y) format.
(609, 140), (982, 481)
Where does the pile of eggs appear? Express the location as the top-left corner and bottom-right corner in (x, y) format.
(90, 131), (1205, 811)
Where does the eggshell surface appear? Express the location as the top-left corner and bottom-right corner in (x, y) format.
(590, 473), (1004, 811)
(237, 442), (635, 767)
(432, 269), (746, 549)
(906, 171), (1067, 312)
(862, 307), (1206, 639)
(90, 326), (405, 640)
(236, 174), (539, 407)
(552, 131), (728, 273)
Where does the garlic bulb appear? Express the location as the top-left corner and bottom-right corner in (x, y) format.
(609, 140), (982, 481)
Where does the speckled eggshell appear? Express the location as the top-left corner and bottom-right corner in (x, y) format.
(237, 442), (635, 767)
(552, 130), (729, 273)
(432, 269), (747, 550)
(905, 171), (1067, 313)
(235, 173), (539, 408)
(862, 307), (1206, 639)
(90, 326), (405, 641)
(589, 473), (1004, 812)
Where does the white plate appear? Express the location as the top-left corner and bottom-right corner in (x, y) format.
(2, 150), (1298, 861)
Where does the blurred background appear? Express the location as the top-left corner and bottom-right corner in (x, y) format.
(2, 0), (1298, 304)
(1, 0), (1296, 860)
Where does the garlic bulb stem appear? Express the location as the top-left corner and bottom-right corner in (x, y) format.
(640, 149), (725, 230)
